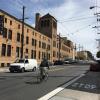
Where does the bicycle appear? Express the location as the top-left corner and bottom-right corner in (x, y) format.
(37, 67), (49, 82)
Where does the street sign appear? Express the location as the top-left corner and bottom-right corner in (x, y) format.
(0, 15), (4, 35)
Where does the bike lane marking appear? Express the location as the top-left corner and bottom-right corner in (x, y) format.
(38, 74), (85, 100)
(71, 82), (97, 90)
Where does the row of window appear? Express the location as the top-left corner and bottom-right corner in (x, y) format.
(62, 45), (70, 53)
(53, 51), (60, 58)
(41, 20), (50, 27)
(5, 18), (29, 32)
(1, 44), (50, 60)
(53, 51), (69, 58)
(2, 28), (50, 49)
(40, 19), (57, 29)
(5, 18), (12, 25)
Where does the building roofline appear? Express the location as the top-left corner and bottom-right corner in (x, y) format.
(0, 9), (36, 30)
(41, 13), (57, 22)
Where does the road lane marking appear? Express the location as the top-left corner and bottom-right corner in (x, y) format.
(38, 74), (85, 100)
(49, 68), (65, 72)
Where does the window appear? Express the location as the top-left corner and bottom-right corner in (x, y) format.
(42, 42), (46, 49)
(47, 44), (50, 50)
(10, 20), (12, 25)
(53, 41), (56, 47)
(25, 60), (29, 63)
(7, 63), (10, 67)
(31, 50), (36, 59)
(26, 36), (29, 44)
(3, 28), (7, 38)
(18, 24), (20, 29)
(42, 52), (45, 59)
(1, 44), (6, 56)
(8, 29), (12, 40)
(31, 50), (34, 58)
(16, 47), (20, 57)
(39, 41), (41, 48)
(26, 48), (28, 53)
(32, 39), (36, 46)
(5, 18), (7, 23)
(53, 51), (56, 57)
(38, 51), (41, 59)
(7, 45), (11, 56)
(1, 63), (4, 67)
(32, 38), (34, 46)
(33, 31), (34, 35)
(34, 50), (36, 59)
(17, 33), (20, 42)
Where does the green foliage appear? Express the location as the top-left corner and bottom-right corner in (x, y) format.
(96, 51), (100, 58)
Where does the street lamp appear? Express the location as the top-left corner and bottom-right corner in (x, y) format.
(90, 6), (100, 9)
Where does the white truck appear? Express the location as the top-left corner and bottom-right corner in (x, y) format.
(9, 59), (38, 72)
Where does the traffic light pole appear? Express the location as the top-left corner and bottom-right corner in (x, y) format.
(21, 6), (25, 59)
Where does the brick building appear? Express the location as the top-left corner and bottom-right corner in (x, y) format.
(0, 9), (74, 67)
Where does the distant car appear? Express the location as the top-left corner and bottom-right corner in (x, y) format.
(54, 60), (64, 65)
(64, 60), (70, 64)
(9, 59), (38, 73)
(64, 59), (77, 64)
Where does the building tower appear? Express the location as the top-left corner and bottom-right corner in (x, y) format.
(35, 13), (58, 62)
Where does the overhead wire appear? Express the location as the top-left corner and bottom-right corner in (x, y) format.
(58, 16), (95, 23)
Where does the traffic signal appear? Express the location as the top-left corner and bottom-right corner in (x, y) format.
(0, 15), (4, 35)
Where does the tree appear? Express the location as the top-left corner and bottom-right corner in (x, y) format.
(96, 51), (100, 58)
(87, 51), (94, 60)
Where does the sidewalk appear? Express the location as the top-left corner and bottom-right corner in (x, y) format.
(0, 67), (9, 72)
(39, 71), (100, 100)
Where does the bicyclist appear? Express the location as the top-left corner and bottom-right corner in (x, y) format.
(39, 58), (49, 80)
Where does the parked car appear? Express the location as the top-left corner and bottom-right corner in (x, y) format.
(90, 60), (100, 72)
(54, 60), (64, 65)
(9, 59), (38, 73)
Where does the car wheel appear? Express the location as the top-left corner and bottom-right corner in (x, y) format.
(32, 67), (36, 72)
(21, 68), (25, 73)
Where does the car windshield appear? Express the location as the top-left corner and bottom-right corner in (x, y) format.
(15, 59), (25, 63)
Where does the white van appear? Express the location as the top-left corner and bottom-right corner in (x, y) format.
(9, 59), (38, 72)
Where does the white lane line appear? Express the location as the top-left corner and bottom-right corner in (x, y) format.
(38, 74), (85, 100)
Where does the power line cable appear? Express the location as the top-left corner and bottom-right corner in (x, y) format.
(58, 16), (95, 23)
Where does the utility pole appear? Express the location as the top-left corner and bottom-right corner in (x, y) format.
(21, 6), (25, 59)
(78, 44), (81, 60)
(72, 43), (76, 60)
(90, 6), (100, 52)
(58, 33), (61, 61)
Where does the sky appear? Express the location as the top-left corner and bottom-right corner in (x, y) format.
(0, 0), (100, 56)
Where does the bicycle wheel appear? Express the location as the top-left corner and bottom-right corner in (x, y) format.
(44, 72), (48, 81)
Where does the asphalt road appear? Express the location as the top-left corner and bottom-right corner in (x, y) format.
(0, 64), (89, 100)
